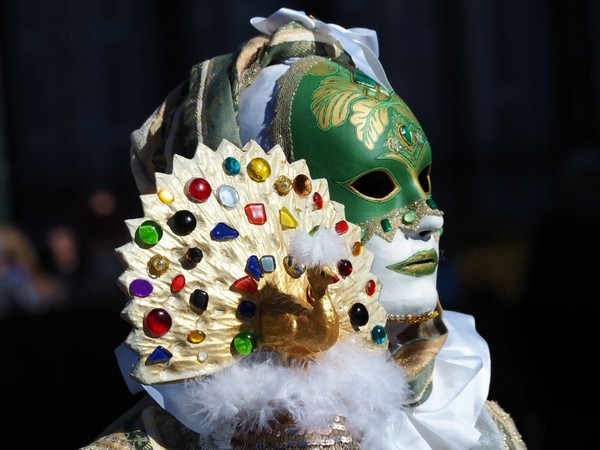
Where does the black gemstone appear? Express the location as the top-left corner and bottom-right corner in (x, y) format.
(169, 210), (197, 235)
(190, 289), (209, 313)
(185, 247), (204, 264)
(349, 303), (369, 327)
(237, 300), (256, 318)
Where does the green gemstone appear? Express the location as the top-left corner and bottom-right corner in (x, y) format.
(426, 197), (438, 209)
(353, 71), (377, 88)
(360, 227), (368, 240)
(233, 331), (257, 355)
(371, 325), (387, 345)
(381, 218), (392, 232)
(136, 220), (163, 246)
(402, 210), (417, 225)
(309, 225), (321, 236)
(400, 125), (413, 145)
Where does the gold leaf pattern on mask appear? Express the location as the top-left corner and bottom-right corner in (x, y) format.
(310, 63), (421, 151)
(311, 76), (363, 129)
(349, 100), (389, 150)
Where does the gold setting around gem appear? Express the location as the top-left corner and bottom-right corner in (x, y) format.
(273, 175), (293, 195)
(148, 254), (170, 277)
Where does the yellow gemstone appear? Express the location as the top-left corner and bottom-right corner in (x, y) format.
(187, 330), (206, 344)
(148, 254), (169, 277)
(273, 176), (293, 195)
(351, 242), (363, 256)
(279, 206), (299, 229)
(158, 188), (175, 204)
(247, 157), (271, 182)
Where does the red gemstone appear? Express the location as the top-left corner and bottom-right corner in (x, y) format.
(231, 276), (258, 294)
(337, 259), (353, 277)
(335, 220), (349, 234)
(244, 203), (267, 225)
(365, 279), (376, 296)
(186, 177), (212, 202)
(171, 274), (186, 293)
(313, 192), (323, 209)
(145, 308), (172, 336)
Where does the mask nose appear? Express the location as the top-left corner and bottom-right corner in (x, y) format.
(403, 214), (444, 241)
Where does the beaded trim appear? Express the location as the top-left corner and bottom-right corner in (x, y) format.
(386, 309), (439, 324)
(357, 199), (443, 244)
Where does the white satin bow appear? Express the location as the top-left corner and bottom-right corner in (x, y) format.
(250, 8), (392, 90)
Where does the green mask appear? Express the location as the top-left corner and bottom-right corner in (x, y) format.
(273, 58), (434, 225)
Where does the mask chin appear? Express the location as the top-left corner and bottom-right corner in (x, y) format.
(364, 230), (439, 318)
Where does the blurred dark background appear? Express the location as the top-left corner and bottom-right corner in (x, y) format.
(0, 1), (598, 449)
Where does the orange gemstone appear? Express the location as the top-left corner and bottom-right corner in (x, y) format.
(351, 242), (363, 256)
(292, 174), (312, 196)
(244, 203), (267, 225)
(231, 276), (258, 294)
(187, 330), (206, 343)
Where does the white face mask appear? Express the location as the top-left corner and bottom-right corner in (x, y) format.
(364, 214), (444, 318)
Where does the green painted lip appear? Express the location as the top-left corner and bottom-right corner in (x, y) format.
(386, 249), (438, 277)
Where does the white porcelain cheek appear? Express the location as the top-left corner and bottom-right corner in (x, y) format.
(365, 231), (439, 317)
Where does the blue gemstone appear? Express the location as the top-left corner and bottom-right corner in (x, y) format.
(371, 325), (387, 345)
(246, 255), (263, 279)
(237, 300), (256, 318)
(223, 157), (241, 175)
(259, 255), (276, 273)
(210, 222), (239, 241)
(147, 346), (172, 365)
(190, 289), (209, 313)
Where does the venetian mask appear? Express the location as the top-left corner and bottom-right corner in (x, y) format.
(241, 57), (448, 403)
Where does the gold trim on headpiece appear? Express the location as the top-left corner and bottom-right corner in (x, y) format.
(386, 309), (439, 324)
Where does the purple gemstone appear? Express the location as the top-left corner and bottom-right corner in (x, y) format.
(130, 279), (153, 298)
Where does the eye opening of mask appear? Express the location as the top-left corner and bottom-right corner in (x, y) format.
(418, 164), (432, 194)
(345, 169), (400, 201)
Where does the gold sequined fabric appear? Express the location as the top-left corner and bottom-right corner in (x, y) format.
(79, 395), (201, 450)
(231, 413), (359, 449)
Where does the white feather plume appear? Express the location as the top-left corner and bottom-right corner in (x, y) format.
(288, 226), (346, 268)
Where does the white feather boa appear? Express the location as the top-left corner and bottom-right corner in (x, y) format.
(182, 341), (411, 446)
(116, 311), (493, 449)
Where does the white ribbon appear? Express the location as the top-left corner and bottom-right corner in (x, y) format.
(250, 8), (392, 90)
